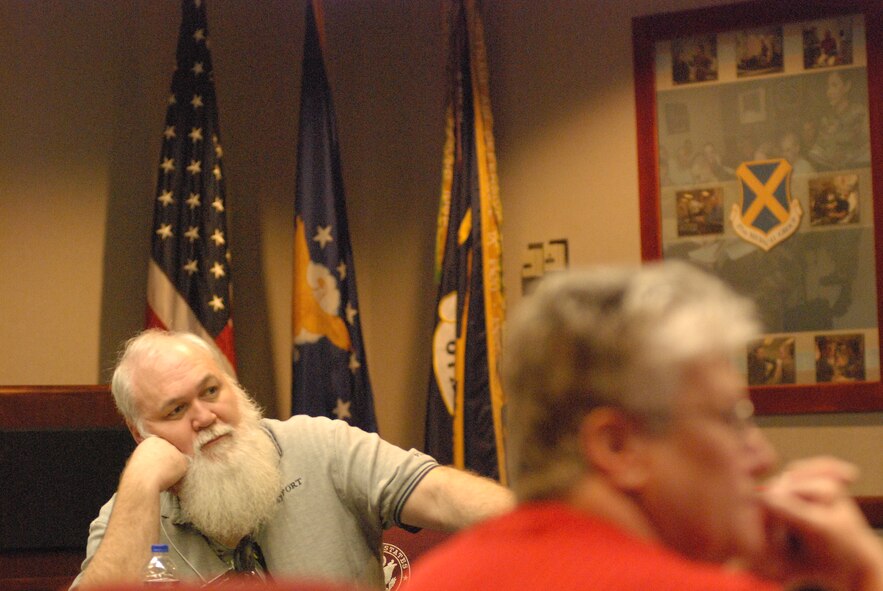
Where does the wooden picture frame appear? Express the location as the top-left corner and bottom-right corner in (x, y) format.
(633, 0), (883, 415)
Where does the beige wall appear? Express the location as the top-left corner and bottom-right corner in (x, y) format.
(1, 1), (880, 494)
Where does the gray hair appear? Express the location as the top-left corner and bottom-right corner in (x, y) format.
(111, 329), (237, 432)
(503, 261), (759, 501)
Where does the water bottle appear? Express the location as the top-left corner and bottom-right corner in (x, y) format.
(143, 544), (180, 586)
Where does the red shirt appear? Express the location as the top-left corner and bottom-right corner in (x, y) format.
(408, 501), (781, 591)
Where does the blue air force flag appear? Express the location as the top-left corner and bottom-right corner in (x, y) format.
(291, 0), (378, 433)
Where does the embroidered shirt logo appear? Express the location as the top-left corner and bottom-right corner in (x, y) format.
(276, 478), (303, 504)
(382, 543), (411, 591)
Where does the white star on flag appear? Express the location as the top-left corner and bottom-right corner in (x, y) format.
(186, 193), (201, 208)
(210, 261), (225, 278)
(333, 398), (352, 421)
(313, 225), (333, 248)
(210, 229), (225, 246)
(160, 157), (175, 173)
(337, 261), (347, 279)
(193, 28), (205, 43)
(158, 190), (174, 206)
(183, 259), (198, 275)
(348, 353), (361, 373)
(212, 197), (224, 212)
(192, 61), (204, 75)
(191, 94), (204, 109)
(156, 224), (173, 239)
(189, 127), (203, 143)
(186, 160), (202, 175)
(184, 226), (200, 242)
(208, 294), (225, 312)
(346, 303), (357, 325)
(163, 126), (176, 140)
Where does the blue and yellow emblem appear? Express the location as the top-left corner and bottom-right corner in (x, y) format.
(730, 159), (802, 251)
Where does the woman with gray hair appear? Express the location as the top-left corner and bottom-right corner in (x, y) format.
(408, 261), (883, 591)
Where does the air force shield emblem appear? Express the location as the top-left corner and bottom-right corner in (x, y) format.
(731, 159), (802, 251)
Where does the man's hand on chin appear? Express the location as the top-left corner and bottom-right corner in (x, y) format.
(124, 435), (190, 493)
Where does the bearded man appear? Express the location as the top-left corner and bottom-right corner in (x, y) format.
(70, 330), (514, 589)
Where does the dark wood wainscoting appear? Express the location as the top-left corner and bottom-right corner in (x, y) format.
(1, 386), (130, 590)
(1, 386), (880, 590)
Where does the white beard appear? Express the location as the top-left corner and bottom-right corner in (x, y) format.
(177, 399), (281, 545)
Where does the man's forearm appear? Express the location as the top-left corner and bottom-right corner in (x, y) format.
(74, 435), (189, 588)
(401, 465), (516, 531)
(75, 473), (162, 588)
(855, 531), (883, 591)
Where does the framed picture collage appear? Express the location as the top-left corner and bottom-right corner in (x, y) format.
(633, 1), (883, 414)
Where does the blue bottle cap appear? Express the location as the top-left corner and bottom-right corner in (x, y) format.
(151, 544), (169, 553)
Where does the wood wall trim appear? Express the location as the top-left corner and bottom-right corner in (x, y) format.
(0, 386), (880, 530)
(858, 496), (883, 529)
(0, 545), (86, 591)
(0, 385), (122, 430)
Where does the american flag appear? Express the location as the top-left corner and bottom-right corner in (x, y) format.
(146, 0), (236, 368)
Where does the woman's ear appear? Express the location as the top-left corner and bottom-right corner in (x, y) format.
(579, 407), (652, 491)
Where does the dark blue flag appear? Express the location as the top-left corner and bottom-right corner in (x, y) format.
(147, 0), (236, 369)
(425, 0), (506, 481)
(292, 0), (377, 432)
